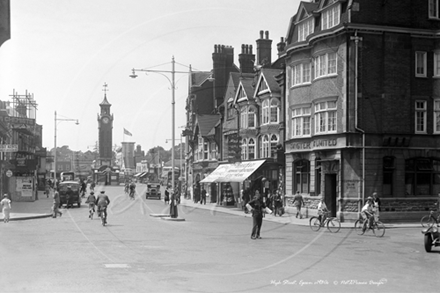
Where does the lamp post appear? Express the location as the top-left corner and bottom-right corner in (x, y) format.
(165, 138), (183, 184)
(130, 56), (189, 193)
(54, 111), (79, 182)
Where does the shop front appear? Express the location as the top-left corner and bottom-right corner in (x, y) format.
(200, 159), (280, 207)
(285, 136), (346, 219)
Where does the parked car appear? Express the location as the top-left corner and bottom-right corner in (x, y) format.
(58, 181), (81, 208)
(145, 183), (161, 200)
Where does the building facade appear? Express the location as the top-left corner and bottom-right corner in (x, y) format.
(282, 0), (440, 221)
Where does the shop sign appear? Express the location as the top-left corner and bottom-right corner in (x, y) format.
(286, 138), (338, 152)
(0, 144), (18, 152)
(16, 177), (33, 197)
(0, 116), (36, 125)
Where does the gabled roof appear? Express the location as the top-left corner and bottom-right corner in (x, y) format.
(225, 72), (245, 104)
(191, 71), (212, 87)
(296, 1), (318, 23)
(195, 114), (221, 137)
(253, 68), (282, 99)
(234, 76), (254, 104)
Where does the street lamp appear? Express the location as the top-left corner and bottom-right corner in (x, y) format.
(130, 56), (189, 193)
(165, 138), (183, 183)
(54, 111), (79, 181)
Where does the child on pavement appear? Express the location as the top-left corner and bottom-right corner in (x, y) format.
(1, 194), (12, 223)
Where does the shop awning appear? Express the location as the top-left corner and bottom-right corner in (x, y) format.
(200, 160), (265, 183)
(134, 172), (142, 177)
(139, 172), (148, 178)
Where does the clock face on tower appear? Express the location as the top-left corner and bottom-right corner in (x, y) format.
(102, 117), (109, 124)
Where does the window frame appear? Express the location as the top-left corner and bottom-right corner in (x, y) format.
(270, 99), (280, 123)
(314, 52), (337, 79)
(291, 106), (311, 138)
(415, 51), (427, 78)
(429, 0), (440, 19)
(434, 99), (440, 134)
(314, 100), (337, 134)
(415, 100), (427, 134)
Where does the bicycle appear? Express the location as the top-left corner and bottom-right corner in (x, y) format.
(309, 212), (341, 233)
(420, 210), (439, 227)
(129, 189), (135, 200)
(354, 214), (385, 237)
(97, 206), (106, 226)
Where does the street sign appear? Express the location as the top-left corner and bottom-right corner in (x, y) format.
(5, 170), (13, 177)
(0, 144), (18, 152)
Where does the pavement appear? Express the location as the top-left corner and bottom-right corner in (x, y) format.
(0, 190), (421, 229)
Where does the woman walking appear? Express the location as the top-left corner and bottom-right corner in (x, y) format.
(52, 191), (62, 218)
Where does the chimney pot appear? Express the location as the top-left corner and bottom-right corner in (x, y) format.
(260, 30), (264, 39)
(265, 31), (269, 39)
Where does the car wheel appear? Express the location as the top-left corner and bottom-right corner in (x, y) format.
(77, 201), (81, 208)
(424, 234), (432, 252)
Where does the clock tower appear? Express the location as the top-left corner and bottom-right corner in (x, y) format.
(98, 83), (113, 167)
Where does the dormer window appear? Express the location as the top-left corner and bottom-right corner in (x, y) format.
(321, 3), (340, 30)
(298, 17), (314, 42)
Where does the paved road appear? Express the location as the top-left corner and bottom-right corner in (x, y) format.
(0, 186), (437, 293)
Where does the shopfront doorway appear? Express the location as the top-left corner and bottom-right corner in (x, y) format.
(325, 174), (337, 217)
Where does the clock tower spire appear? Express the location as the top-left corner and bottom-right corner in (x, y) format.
(98, 82), (113, 167)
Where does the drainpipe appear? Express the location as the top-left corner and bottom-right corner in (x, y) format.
(350, 31), (365, 215)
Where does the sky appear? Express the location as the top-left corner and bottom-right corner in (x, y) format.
(0, 0), (302, 153)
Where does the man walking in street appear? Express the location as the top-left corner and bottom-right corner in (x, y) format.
(52, 191), (62, 218)
(292, 191), (305, 219)
(246, 190), (266, 240)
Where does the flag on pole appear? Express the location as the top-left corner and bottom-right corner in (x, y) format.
(123, 128), (132, 136)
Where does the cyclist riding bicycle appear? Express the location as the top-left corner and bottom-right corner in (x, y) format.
(95, 190), (110, 224)
(361, 197), (374, 232)
(317, 198), (328, 225)
(85, 191), (96, 219)
(129, 182), (136, 198)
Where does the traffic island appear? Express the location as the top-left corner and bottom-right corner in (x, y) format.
(150, 213), (170, 218)
(161, 216), (185, 222)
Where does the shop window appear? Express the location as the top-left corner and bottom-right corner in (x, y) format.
(383, 156), (395, 197)
(405, 158), (440, 196)
(294, 159), (310, 193)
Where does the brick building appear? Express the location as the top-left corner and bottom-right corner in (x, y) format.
(282, 0), (440, 221)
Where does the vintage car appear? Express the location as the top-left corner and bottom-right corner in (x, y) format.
(145, 183), (161, 200)
(58, 181), (81, 208)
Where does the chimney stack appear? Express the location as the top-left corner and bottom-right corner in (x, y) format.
(239, 44), (255, 74)
(212, 44), (234, 108)
(256, 30), (272, 67)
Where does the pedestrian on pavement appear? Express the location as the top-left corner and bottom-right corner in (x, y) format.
(292, 191), (305, 219)
(372, 192), (381, 221)
(45, 182), (51, 198)
(164, 188), (170, 205)
(52, 191), (62, 218)
(170, 189), (178, 218)
(246, 190), (266, 239)
(242, 188), (250, 214)
(1, 194), (12, 223)
(201, 187), (207, 205)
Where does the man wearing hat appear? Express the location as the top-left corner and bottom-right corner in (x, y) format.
(1, 194), (12, 223)
(95, 190), (110, 224)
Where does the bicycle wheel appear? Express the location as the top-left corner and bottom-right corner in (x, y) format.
(373, 221), (385, 237)
(354, 219), (365, 235)
(309, 217), (321, 232)
(101, 213), (105, 226)
(327, 218), (341, 233)
(421, 215), (436, 227)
